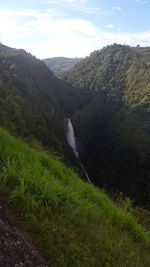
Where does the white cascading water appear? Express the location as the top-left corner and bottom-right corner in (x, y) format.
(66, 118), (91, 183)
(66, 118), (78, 158)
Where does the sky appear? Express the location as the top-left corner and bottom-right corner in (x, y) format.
(0, 0), (150, 58)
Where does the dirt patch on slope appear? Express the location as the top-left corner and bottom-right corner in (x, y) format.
(0, 204), (48, 267)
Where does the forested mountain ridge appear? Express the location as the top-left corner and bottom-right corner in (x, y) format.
(0, 42), (150, 266)
(43, 57), (81, 78)
(0, 43), (83, 154)
(63, 44), (150, 208)
(0, 43), (149, 207)
(0, 43), (150, 207)
(64, 44), (150, 110)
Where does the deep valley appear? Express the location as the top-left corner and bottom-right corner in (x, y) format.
(0, 42), (150, 266)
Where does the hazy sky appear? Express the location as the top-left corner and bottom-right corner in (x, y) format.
(0, 0), (150, 58)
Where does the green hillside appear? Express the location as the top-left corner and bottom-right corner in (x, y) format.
(0, 43), (82, 154)
(0, 127), (150, 267)
(0, 43), (149, 208)
(0, 43), (150, 266)
(62, 44), (150, 208)
(64, 44), (150, 109)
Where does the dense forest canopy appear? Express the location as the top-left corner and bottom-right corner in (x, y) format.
(0, 42), (150, 266)
(0, 43), (149, 208)
(63, 44), (150, 208)
(0, 43), (83, 154)
(64, 44), (150, 110)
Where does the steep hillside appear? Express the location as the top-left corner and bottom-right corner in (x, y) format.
(64, 44), (150, 109)
(43, 57), (81, 78)
(0, 44), (82, 154)
(0, 128), (150, 267)
(63, 44), (150, 208)
(0, 203), (47, 267)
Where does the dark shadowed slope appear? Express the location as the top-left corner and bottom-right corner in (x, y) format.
(63, 44), (150, 208)
(0, 43), (83, 154)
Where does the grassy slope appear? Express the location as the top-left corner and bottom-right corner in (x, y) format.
(0, 127), (150, 267)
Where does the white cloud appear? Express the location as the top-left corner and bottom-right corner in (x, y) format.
(0, 8), (150, 58)
(45, 0), (87, 3)
(76, 6), (101, 14)
(112, 6), (122, 11)
(44, 0), (101, 14)
(106, 24), (115, 29)
(105, 24), (121, 31)
(135, 0), (147, 3)
(62, 0), (87, 3)
(44, 0), (87, 5)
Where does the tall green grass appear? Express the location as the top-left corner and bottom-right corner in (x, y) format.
(0, 127), (149, 267)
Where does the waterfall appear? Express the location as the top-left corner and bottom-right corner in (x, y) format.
(66, 118), (78, 158)
(65, 118), (91, 183)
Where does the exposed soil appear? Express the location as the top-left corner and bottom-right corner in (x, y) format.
(0, 203), (48, 267)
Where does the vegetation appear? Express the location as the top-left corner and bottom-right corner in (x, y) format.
(43, 57), (81, 78)
(0, 43), (150, 265)
(0, 127), (150, 267)
(72, 102), (150, 208)
(0, 43), (82, 155)
(63, 44), (150, 208)
(64, 44), (150, 110)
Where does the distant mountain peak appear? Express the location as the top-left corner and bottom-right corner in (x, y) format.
(43, 57), (81, 78)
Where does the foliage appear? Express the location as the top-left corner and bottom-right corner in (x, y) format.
(0, 127), (150, 267)
(63, 44), (150, 208)
(0, 43), (82, 155)
(0, 42), (150, 210)
(64, 44), (150, 109)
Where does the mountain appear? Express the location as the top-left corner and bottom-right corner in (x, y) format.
(0, 43), (149, 208)
(0, 127), (150, 266)
(0, 42), (150, 266)
(0, 43), (150, 207)
(63, 44), (150, 208)
(43, 57), (81, 78)
(64, 44), (150, 109)
(0, 43), (83, 155)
